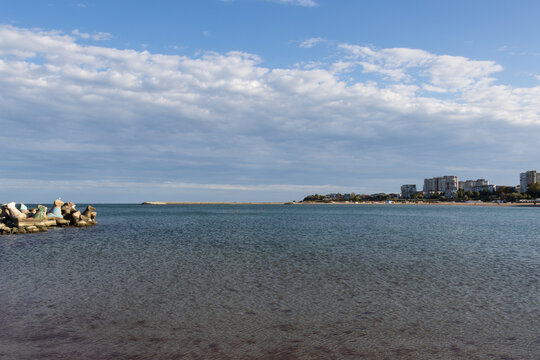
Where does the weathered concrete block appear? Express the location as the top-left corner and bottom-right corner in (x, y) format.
(26, 226), (39, 233)
(0, 223), (11, 234)
(12, 227), (26, 234)
(15, 218), (57, 227)
(55, 218), (70, 226)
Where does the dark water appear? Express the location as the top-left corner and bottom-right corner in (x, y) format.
(0, 204), (539, 359)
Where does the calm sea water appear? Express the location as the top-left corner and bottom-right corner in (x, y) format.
(0, 204), (538, 359)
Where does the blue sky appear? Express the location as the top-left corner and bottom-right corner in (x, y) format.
(1, 0), (539, 202)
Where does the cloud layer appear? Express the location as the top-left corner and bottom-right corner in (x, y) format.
(0, 25), (539, 201)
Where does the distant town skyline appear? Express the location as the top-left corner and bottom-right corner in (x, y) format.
(402, 170), (538, 199)
(1, 1), (540, 202)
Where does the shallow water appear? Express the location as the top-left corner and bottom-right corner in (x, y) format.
(1, 204), (539, 359)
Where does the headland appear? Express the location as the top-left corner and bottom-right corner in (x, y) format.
(299, 201), (538, 207)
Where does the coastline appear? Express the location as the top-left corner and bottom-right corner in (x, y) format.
(142, 201), (286, 205)
(142, 201), (538, 207)
(298, 201), (538, 207)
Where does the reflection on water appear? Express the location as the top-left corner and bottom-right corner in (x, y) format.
(1, 204), (539, 359)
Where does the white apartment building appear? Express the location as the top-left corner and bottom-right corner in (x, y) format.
(459, 179), (494, 193)
(520, 170), (537, 193)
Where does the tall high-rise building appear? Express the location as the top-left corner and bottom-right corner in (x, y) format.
(520, 171), (537, 193)
(423, 176), (458, 197)
(401, 184), (417, 199)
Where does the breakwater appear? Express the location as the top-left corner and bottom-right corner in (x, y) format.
(0, 200), (97, 235)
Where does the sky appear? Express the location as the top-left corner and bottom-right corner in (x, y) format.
(1, 0), (539, 203)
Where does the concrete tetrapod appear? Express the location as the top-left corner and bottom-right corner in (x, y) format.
(0, 200), (97, 236)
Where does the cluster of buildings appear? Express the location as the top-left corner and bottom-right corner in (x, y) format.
(325, 193), (356, 201)
(400, 170), (538, 199)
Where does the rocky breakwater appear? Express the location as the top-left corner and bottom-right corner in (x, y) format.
(0, 199), (97, 236)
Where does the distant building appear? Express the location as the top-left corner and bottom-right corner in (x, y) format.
(480, 184), (496, 193)
(459, 179), (494, 193)
(423, 178), (438, 194)
(401, 184), (417, 199)
(324, 193), (355, 201)
(423, 176), (458, 197)
(520, 170), (537, 193)
(326, 193), (341, 200)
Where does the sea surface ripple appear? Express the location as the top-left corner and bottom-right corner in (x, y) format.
(0, 204), (539, 359)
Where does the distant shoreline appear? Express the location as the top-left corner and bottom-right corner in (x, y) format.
(141, 201), (286, 205)
(298, 201), (538, 207)
(142, 201), (538, 207)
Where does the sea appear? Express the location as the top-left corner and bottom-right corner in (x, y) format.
(0, 204), (538, 359)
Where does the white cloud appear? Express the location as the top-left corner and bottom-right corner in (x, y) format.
(299, 37), (325, 48)
(0, 24), (539, 200)
(72, 29), (112, 41)
(422, 84), (447, 93)
(92, 32), (112, 41)
(276, 0), (317, 6)
(222, 0), (317, 6)
(72, 29), (90, 39)
(0, 179), (351, 193)
(339, 44), (503, 90)
(428, 55), (502, 89)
